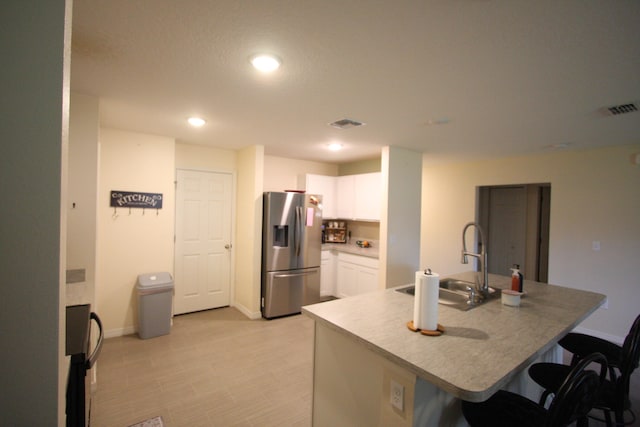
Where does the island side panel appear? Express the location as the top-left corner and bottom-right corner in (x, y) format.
(412, 344), (561, 426)
(312, 322), (416, 427)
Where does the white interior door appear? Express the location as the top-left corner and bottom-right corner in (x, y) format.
(174, 170), (232, 314)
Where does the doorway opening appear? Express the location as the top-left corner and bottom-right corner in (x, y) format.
(477, 184), (550, 283)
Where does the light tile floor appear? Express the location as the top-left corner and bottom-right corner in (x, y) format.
(91, 307), (314, 427)
(91, 306), (640, 427)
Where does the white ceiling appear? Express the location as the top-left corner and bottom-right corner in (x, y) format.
(71, 1), (640, 164)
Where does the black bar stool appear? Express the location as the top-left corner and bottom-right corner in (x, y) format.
(462, 352), (607, 427)
(528, 314), (640, 426)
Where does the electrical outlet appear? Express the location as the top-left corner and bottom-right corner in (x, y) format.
(390, 379), (404, 412)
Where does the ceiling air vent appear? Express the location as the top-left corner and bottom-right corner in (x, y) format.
(329, 118), (365, 129)
(604, 102), (638, 116)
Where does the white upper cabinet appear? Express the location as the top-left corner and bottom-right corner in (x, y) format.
(306, 174), (337, 219)
(306, 172), (381, 221)
(354, 172), (381, 221)
(336, 175), (355, 219)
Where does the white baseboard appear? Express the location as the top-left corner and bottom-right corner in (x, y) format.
(571, 326), (624, 346)
(104, 317), (176, 338)
(232, 302), (262, 320)
(104, 305), (261, 338)
(104, 325), (136, 339)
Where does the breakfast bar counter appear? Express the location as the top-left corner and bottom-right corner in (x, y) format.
(302, 272), (605, 426)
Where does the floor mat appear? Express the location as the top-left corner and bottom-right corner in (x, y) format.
(128, 416), (164, 427)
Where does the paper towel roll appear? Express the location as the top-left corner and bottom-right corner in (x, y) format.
(413, 270), (439, 331)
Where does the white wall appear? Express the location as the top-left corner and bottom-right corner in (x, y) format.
(263, 155), (338, 192)
(0, 1), (70, 424)
(380, 146), (422, 289)
(421, 144), (640, 339)
(67, 93), (100, 306)
(97, 128), (176, 336)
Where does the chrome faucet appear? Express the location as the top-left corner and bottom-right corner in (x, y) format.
(461, 222), (489, 297)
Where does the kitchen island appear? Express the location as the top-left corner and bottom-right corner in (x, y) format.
(302, 272), (605, 426)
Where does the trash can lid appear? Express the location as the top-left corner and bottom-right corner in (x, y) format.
(136, 272), (173, 290)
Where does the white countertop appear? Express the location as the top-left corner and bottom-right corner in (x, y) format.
(322, 241), (379, 258)
(302, 271), (605, 402)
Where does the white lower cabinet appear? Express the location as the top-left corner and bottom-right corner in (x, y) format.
(321, 250), (336, 297)
(336, 252), (379, 298)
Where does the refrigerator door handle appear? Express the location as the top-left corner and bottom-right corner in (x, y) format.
(273, 270), (319, 279)
(295, 206), (302, 257)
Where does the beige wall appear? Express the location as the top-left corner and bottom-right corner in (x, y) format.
(263, 155), (338, 192)
(67, 93), (100, 306)
(347, 221), (380, 240)
(338, 157), (381, 175)
(97, 128), (176, 336)
(421, 144), (640, 339)
(175, 142), (237, 171)
(93, 144), (342, 325)
(235, 146), (265, 318)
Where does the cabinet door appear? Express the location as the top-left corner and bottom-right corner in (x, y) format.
(306, 174), (337, 219)
(321, 251), (336, 297)
(336, 175), (355, 219)
(354, 172), (381, 221)
(336, 258), (358, 298)
(356, 265), (379, 294)
(337, 253), (379, 297)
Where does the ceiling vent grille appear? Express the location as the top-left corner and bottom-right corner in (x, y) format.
(329, 118), (365, 129)
(605, 102), (638, 116)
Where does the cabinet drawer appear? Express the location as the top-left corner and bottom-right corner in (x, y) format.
(338, 252), (379, 269)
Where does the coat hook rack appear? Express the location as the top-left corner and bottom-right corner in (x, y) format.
(110, 190), (164, 216)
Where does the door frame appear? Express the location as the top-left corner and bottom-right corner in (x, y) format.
(174, 167), (237, 310)
(477, 183), (550, 282)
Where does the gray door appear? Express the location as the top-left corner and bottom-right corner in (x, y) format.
(487, 186), (527, 276)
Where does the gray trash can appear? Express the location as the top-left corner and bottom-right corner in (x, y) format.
(136, 272), (173, 339)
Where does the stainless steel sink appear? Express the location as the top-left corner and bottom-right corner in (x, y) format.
(395, 278), (501, 311)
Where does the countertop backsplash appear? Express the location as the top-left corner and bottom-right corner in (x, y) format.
(323, 238), (379, 258)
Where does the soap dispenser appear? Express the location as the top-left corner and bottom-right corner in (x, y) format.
(510, 264), (523, 292)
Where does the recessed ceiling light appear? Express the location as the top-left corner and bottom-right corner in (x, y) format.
(328, 143), (343, 151)
(250, 54), (281, 73)
(187, 117), (206, 127)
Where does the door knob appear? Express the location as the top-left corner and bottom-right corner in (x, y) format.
(225, 244), (232, 250)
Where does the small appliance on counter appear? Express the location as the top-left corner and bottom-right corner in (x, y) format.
(324, 221), (347, 243)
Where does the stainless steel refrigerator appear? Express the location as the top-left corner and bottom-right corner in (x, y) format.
(262, 191), (322, 319)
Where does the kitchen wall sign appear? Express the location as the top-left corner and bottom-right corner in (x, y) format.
(110, 191), (163, 215)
